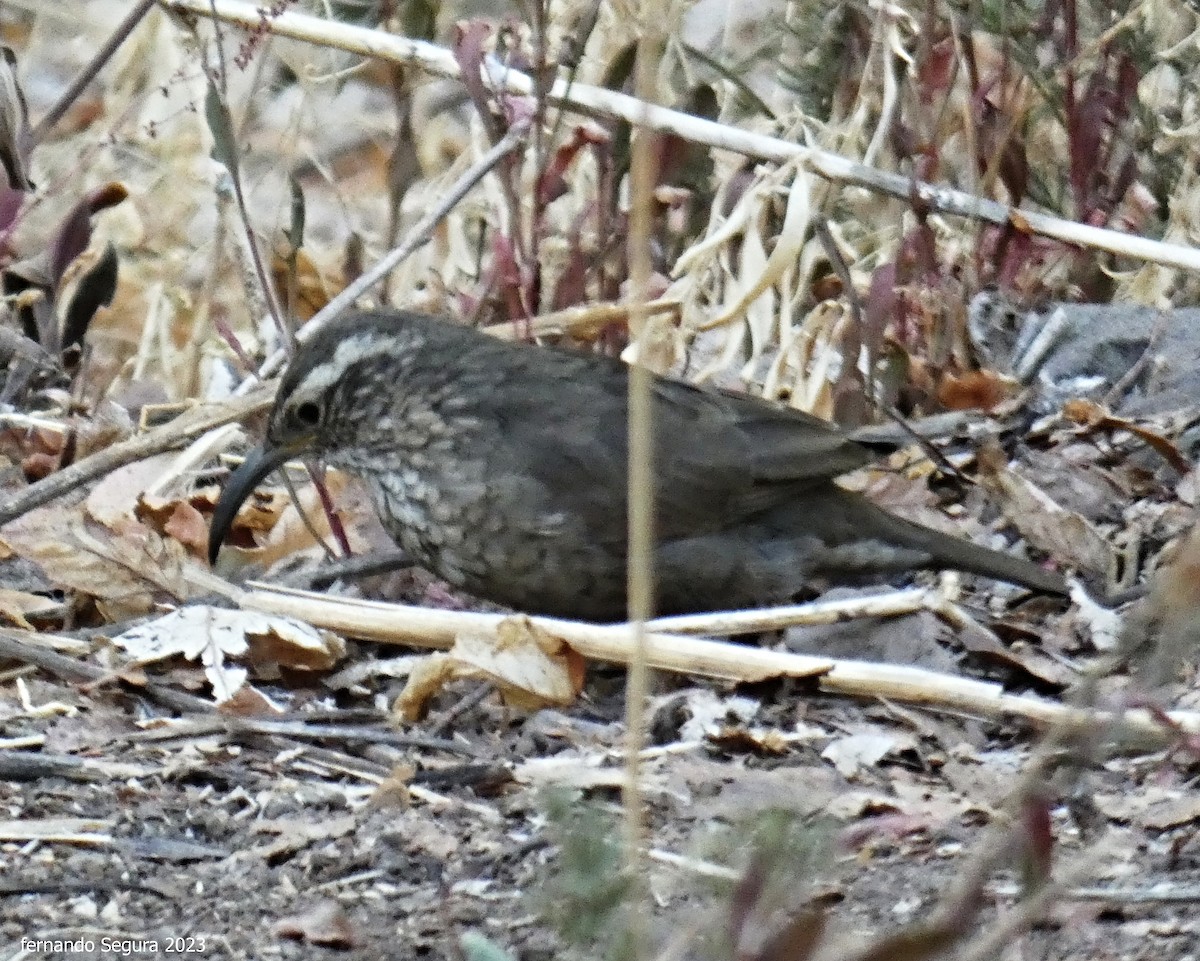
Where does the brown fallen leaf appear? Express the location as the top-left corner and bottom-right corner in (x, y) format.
(0, 588), (59, 629)
(160, 500), (209, 557)
(217, 685), (285, 717)
(269, 244), (344, 321)
(273, 900), (358, 949)
(113, 607), (345, 703)
(1062, 398), (1190, 473)
(0, 507), (183, 620)
(191, 483), (287, 547)
(396, 615), (585, 721)
(0, 425), (63, 480)
(937, 368), (1018, 412)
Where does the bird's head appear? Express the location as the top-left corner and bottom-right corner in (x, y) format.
(207, 310), (442, 564)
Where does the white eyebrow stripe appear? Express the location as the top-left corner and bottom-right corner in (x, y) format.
(289, 331), (416, 398)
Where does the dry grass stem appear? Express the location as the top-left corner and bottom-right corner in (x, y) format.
(237, 582), (1200, 747)
(0, 386), (274, 526)
(484, 299), (681, 341)
(622, 10), (666, 949)
(161, 0), (1200, 273)
(0, 820), (113, 846)
(250, 119), (531, 384)
(644, 586), (942, 634)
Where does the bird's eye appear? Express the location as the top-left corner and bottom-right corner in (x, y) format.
(294, 400), (322, 427)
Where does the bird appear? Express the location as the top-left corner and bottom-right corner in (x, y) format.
(208, 309), (1068, 621)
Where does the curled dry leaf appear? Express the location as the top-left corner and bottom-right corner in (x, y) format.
(936, 368), (1018, 412)
(138, 481), (219, 559)
(821, 728), (917, 778)
(192, 484), (287, 552)
(113, 606), (345, 703)
(207, 469), (391, 569)
(273, 900), (358, 949)
(1062, 398), (1191, 473)
(396, 615), (586, 721)
(0, 587), (60, 628)
(140, 497), (209, 558)
(0, 505), (185, 620)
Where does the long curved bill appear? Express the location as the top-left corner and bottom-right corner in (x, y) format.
(208, 444), (299, 565)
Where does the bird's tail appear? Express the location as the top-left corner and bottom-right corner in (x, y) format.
(805, 488), (1070, 595)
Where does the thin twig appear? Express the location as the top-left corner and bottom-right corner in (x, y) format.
(139, 715), (483, 754)
(0, 629), (214, 715)
(425, 682), (496, 738)
(31, 0), (157, 142)
(0, 385), (273, 527)
(235, 582), (1200, 747)
(1101, 309), (1170, 407)
(159, 0), (1200, 273)
(201, 1), (287, 336)
(989, 882), (1200, 904)
(246, 119), (531, 387)
(280, 548), (413, 590)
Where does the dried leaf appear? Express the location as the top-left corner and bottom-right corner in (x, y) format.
(1062, 398), (1190, 473)
(61, 241), (118, 357)
(0, 588), (58, 628)
(214, 469), (390, 569)
(452, 21), (500, 143)
(113, 606), (344, 703)
(396, 616), (584, 721)
(273, 900), (358, 949)
(936, 369), (1017, 412)
(217, 684), (284, 717)
(676, 689), (761, 741)
(821, 729), (916, 778)
(162, 501), (211, 558)
(204, 83), (240, 177)
(705, 163), (810, 334)
(0, 507), (170, 619)
(50, 195), (96, 287)
(977, 442), (1112, 576)
(270, 244), (340, 321)
(0, 46), (33, 191)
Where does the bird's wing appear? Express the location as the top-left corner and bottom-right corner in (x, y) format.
(653, 378), (878, 481)
(479, 348), (879, 543)
(473, 351), (635, 544)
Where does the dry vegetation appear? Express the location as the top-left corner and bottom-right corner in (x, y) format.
(3, 0), (1200, 958)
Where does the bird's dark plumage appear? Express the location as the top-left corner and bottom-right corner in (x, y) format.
(208, 309), (1067, 620)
